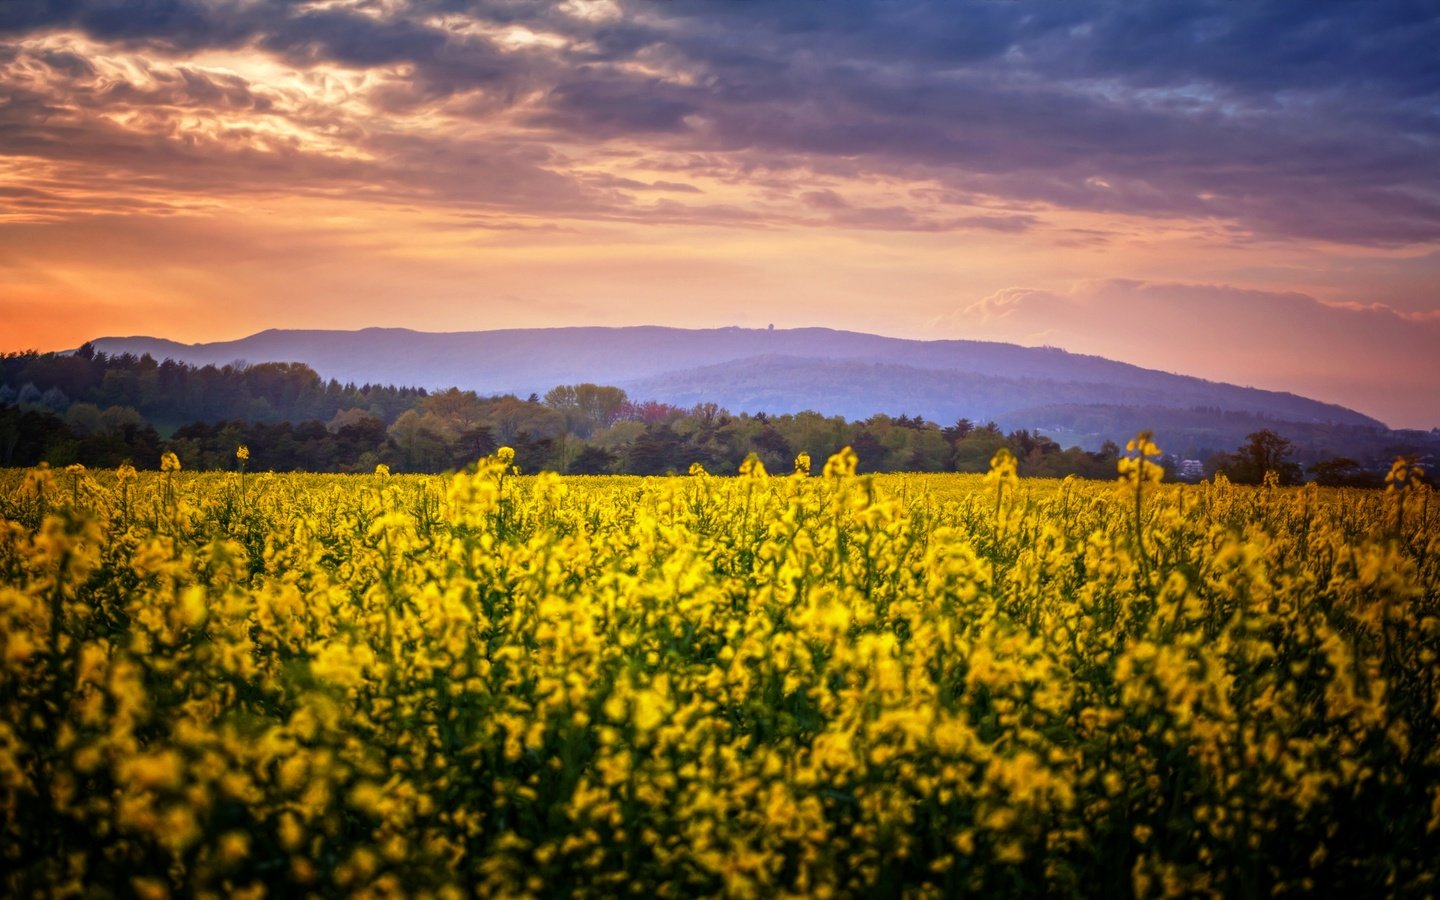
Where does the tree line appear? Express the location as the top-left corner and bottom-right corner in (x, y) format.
(0, 347), (1426, 484)
(1, 343), (424, 427)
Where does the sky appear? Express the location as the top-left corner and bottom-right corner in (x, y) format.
(1, 0), (1438, 428)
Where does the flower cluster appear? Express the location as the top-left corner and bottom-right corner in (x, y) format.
(0, 449), (1436, 897)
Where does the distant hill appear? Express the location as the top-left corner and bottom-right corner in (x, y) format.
(90, 326), (1384, 447)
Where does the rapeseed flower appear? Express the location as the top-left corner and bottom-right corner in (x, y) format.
(0, 452), (1434, 897)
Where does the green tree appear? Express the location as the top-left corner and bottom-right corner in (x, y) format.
(1222, 429), (1303, 485)
(1308, 456), (1375, 487)
(950, 429), (1009, 473)
(570, 445), (618, 475)
(423, 388), (487, 433)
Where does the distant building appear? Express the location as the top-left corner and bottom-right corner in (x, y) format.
(1176, 459), (1206, 482)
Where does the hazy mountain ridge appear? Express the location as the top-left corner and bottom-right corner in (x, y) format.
(619, 354), (1376, 430)
(89, 326), (1385, 436)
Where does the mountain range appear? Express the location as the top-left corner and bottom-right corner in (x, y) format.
(89, 326), (1386, 453)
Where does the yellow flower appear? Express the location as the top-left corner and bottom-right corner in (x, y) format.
(278, 812), (305, 851)
(2, 424), (1435, 896)
(219, 831), (251, 864)
(121, 750), (185, 791)
(160, 451), (181, 472)
(822, 446), (858, 478)
(985, 448), (1019, 489)
(1118, 431), (1164, 484)
(5, 630), (37, 664)
(179, 586), (208, 628)
(1386, 455), (1425, 490)
(236, 445), (250, 462)
(131, 877), (170, 900)
(631, 688), (669, 732)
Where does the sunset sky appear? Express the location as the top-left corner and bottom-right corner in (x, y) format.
(2, 0), (1438, 428)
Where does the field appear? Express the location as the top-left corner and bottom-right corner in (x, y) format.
(2, 447), (1438, 898)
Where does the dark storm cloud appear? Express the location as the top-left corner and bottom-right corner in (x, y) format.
(599, 0), (1440, 243)
(2, 0), (1437, 242)
(259, 10), (448, 67)
(529, 73), (700, 135)
(0, 0), (263, 49)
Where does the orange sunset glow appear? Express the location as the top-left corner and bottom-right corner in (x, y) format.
(2, 1), (1439, 427)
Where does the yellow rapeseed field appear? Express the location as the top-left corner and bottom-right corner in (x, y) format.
(1, 444), (1437, 897)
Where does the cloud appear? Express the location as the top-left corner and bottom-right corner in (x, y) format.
(794, 187), (1037, 232)
(0, 0), (1435, 243)
(938, 279), (1440, 429)
(0, 34), (622, 223)
(3, 0), (1440, 422)
(525, 70), (699, 135)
